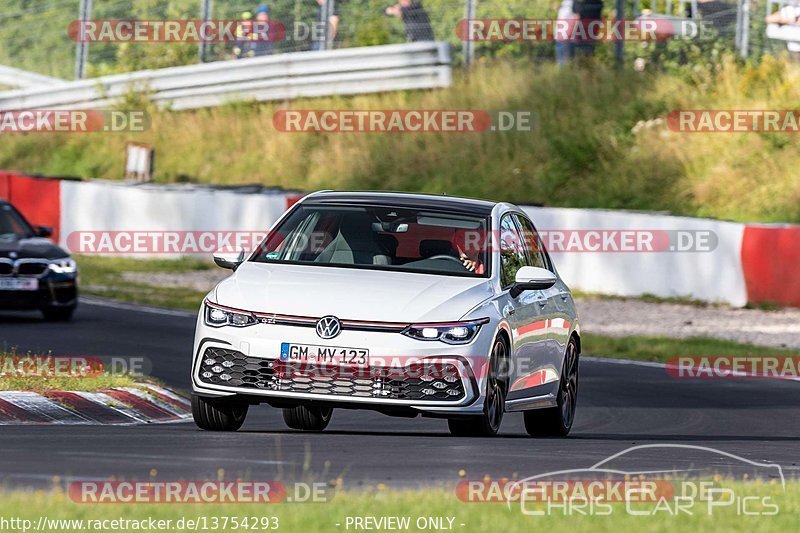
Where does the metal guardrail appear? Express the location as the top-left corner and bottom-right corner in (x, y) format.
(0, 65), (65, 90)
(0, 42), (452, 111)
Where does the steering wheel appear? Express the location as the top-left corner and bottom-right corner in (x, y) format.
(427, 254), (466, 267)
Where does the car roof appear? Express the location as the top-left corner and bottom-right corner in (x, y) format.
(300, 191), (498, 216)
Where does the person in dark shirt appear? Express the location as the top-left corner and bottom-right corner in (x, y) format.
(386, 0), (435, 42)
(572, 0), (604, 58)
(252, 4), (274, 56)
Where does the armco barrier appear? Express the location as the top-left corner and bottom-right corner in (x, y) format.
(0, 42), (452, 112)
(2, 172), (799, 308)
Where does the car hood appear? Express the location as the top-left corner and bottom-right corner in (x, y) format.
(0, 237), (68, 260)
(213, 262), (496, 323)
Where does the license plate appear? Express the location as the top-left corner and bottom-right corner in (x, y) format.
(280, 343), (369, 368)
(0, 278), (38, 291)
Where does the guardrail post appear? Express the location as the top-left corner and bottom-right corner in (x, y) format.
(738, 0), (750, 58)
(615, 0), (625, 65)
(321, 0), (336, 51)
(74, 0), (93, 79)
(462, 0), (477, 67)
(199, 0), (213, 62)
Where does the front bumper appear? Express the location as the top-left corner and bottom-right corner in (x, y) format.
(191, 318), (494, 416)
(0, 274), (78, 310)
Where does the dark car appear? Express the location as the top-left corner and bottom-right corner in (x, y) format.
(0, 201), (78, 321)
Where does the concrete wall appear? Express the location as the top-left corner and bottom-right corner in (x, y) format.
(1, 172), (797, 308)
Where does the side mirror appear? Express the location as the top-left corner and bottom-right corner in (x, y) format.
(510, 266), (557, 298)
(34, 225), (53, 238)
(213, 250), (246, 271)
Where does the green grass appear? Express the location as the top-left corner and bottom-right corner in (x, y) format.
(76, 254), (211, 312)
(4, 56), (800, 223)
(0, 482), (796, 532)
(0, 351), (141, 391)
(584, 333), (798, 363)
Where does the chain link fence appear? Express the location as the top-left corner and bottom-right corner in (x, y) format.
(0, 0), (797, 81)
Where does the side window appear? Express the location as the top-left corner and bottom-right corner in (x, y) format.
(499, 215), (526, 288)
(514, 215), (548, 270)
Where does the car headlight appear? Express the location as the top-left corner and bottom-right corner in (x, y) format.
(49, 258), (77, 274)
(204, 301), (257, 328)
(402, 319), (489, 345)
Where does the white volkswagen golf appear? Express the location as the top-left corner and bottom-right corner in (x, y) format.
(192, 192), (580, 437)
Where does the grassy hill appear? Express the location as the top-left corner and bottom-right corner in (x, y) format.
(1, 56), (799, 223)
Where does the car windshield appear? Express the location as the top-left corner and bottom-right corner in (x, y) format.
(251, 204), (490, 278)
(0, 204), (35, 240)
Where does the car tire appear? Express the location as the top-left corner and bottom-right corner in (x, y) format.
(283, 405), (333, 431)
(523, 337), (579, 437)
(192, 394), (248, 431)
(42, 306), (75, 322)
(448, 336), (508, 437)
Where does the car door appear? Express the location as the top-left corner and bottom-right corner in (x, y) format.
(497, 213), (551, 398)
(515, 213), (571, 381)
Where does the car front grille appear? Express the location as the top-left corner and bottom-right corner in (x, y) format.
(198, 347), (466, 402)
(0, 260), (49, 277)
(16, 262), (49, 276)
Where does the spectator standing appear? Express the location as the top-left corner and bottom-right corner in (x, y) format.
(312, 0), (341, 51)
(765, 1), (800, 57)
(555, 0), (577, 65)
(572, 0), (603, 59)
(234, 11), (255, 59)
(252, 4), (274, 56)
(386, 0), (435, 42)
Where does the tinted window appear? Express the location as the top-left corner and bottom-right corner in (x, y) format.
(514, 215), (547, 270)
(0, 204), (34, 240)
(499, 214), (526, 288)
(252, 205), (490, 278)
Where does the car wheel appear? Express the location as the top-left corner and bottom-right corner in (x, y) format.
(283, 405), (333, 431)
(524, 337), (579, 437)
(448, 336), (508, 437)
(192, 394), (248, 431)
(42, 306), (75, 322)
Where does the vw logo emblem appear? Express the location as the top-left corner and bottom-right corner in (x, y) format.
(316, 316), (342, 339)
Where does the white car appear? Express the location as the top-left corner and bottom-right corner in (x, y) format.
(191, 192), (580, 437)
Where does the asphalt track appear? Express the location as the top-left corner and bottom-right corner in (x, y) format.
(0, 298), (798, 489)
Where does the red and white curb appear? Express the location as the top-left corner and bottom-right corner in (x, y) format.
(0, 383), (191, 425)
